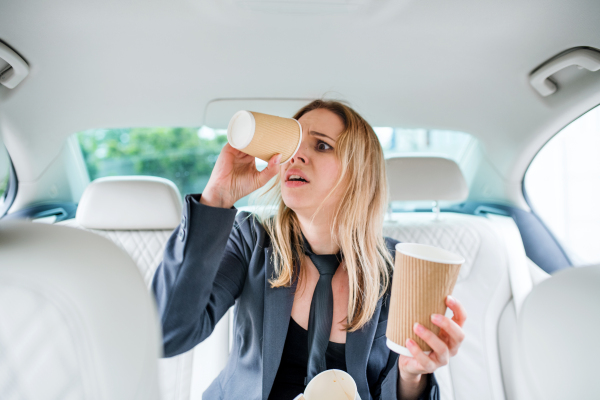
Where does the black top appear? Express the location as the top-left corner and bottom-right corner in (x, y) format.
(268, 317), (347, 400)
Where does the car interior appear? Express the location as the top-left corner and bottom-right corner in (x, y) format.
(1, 1), (600, 399)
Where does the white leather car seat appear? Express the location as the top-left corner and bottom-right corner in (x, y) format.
(59, 176), (231, 400)
(0, 221), (161, 400)
(383, 156), (547, 400)
(497, 259), (549, 400)
(513, 265), (599, 400)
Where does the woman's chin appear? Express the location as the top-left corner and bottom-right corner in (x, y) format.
(281, 192), (311, 212)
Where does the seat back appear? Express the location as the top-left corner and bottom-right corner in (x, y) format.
(383, 156), (529, 400)
(0, 221), (161, 400)
(60, 176), (230, 400)
(515, 265), (599, 400)
(383, 212), (510, 400)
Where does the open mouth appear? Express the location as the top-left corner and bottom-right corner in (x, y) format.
(285, 171), (310, 187)
(287, 175), (308, 183)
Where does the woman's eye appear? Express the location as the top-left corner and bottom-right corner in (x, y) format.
(316, 140), (333, 151)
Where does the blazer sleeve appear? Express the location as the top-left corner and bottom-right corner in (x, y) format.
(151, 193), (255, 357)
(378, 359), (440, 400)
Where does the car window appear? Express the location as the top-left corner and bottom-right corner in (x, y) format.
(76, 126), (229, 200)
(524, 104), (600, 266)
(74, 126), (475, 208)
(375, 128), (478, 211)
(0, 144), (9, 200)
(375, 127), (474, 163)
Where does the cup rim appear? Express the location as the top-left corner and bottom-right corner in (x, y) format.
(395, 242), (465, 264)
(304, 369), (357, 397)
(386, 338), (432, 357)
(280, 117), (303, 164)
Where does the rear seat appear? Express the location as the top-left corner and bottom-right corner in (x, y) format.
(59, 176), (231, 400)
(383, 157), (548, 400)
(61, 161), (550, 399)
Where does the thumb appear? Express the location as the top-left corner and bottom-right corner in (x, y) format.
(257, 153), (282, 187)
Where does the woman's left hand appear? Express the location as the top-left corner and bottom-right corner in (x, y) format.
(398, 295), (467, 378)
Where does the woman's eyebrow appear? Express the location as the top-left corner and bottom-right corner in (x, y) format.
(309, 131), (336, 142)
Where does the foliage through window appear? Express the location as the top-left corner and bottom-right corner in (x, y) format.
(75, 126), (475, 208)
(77, 126), (229, 201)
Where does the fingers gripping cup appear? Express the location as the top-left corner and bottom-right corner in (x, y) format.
(386, 243), (464, 357)
(227, 110), (303, 164)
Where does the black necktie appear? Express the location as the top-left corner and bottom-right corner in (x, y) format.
(301, 232), (342, 385)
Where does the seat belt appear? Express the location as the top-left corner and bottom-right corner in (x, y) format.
(487, 214), (533, 317)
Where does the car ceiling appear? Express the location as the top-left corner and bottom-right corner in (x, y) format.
(1, 0), (600, 186)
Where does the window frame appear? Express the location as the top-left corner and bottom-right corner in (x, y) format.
(520, 104), (600, 269)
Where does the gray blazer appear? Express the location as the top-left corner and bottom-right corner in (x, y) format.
(151, 194), (439, 400)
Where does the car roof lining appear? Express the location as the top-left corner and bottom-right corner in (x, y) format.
(0, 0), (600, 188)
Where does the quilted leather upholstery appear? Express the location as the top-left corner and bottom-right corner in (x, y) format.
(59, 219), (194, 400)
(383, 212), (511, 400)
(60, 221), (171, 287)
(0, 221), (161, 400)
(58, 219), (231, 400)
(384, 215), (481, 282)
(0, 284), (86, 400)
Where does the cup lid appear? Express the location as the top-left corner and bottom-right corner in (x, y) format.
(395, 242), (465, 264)
(227, 110), (256, 150)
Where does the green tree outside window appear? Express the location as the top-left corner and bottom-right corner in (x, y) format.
(76, 126), (234, 202)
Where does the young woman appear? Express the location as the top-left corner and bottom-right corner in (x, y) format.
(152, 100), (466, 399)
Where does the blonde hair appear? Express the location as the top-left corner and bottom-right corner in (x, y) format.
(255, 100), (393, 332)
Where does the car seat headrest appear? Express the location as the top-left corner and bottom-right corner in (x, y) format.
(386, 156), (468, 202)
(76, 176), (182, 230)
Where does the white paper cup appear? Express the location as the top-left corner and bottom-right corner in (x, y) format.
(296, 369), (361, 400)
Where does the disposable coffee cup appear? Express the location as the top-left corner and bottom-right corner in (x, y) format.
(294, 369), (361, 400)
(227, 110), (302, 164)
(386, 243), (464, 357)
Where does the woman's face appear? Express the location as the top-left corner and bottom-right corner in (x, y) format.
(280, 108), (346, 217)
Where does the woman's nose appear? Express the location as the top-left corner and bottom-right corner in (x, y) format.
(289, 138), (308, 164)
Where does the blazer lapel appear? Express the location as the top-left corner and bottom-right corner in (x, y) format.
(262, 247), (296, 400)
(346, 296), (384, 400)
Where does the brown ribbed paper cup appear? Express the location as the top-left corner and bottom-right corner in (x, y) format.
(386, 243), (464, 357)
(227, 110), (302, 164)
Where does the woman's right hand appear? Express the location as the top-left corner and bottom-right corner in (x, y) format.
(200, 143), (282, 208)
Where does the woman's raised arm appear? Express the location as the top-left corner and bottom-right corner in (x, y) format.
(151, 144), (281, 357)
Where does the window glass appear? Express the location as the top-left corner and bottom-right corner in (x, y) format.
(0, 144), (9, 201)
(375, 128), (477, 211)
(76, 126), (232, 200)
(525, 104), (600, 266)
(375, 128), (474, 162)
(75, 126), (475, 208)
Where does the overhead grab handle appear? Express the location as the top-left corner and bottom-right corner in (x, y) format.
(0, 41), (29, 89)
(529, 48), (600, 97)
